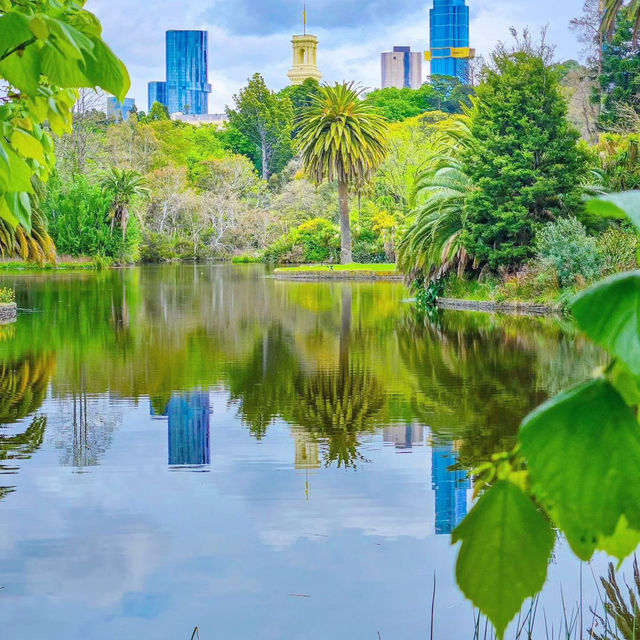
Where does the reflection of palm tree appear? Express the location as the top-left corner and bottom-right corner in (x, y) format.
(0, 415), (47, 499)
(0, 354), (55, 424)
(292, 288), (384, 468)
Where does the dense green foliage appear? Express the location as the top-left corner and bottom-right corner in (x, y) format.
(262, 218), (339, 264)
(0, 0), (129, 253)
(597, 17), (640, 130)
(226, 73), (293, 180)
(461, 50), (590, 269)
(44, 176), (140, 262)
(0, 287), (14, 304)
(364, 78), (473, 122)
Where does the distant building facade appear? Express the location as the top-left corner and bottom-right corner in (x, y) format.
(170, 112), (228, 127)
(383, 423), (425, 450)
(147, 30), (211, 115)
(426, 0), (475, 83)
(106, 96), (136, 121)
(288, 34), (322, 85)
(148, 81), (168, 111)
(381, 46), (423, 90)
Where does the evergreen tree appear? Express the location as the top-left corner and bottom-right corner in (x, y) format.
(597, 17), (640, 130)
(461, 48), (589, 269)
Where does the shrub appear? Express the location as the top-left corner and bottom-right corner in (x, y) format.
(596, 226), (639, 276)
(535, 217), (602, 287)
(262, 218), (339, 264)
(232, 255), (260, 264)
(0, 288), (15, 304)
(44, 176), (140, 263)
(139, 231), (179, 263)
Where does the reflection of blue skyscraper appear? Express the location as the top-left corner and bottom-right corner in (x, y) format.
(431, 443), (469, 534)
(166, 392), (211, 466)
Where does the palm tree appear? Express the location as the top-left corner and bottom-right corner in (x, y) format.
(397, 114), (476, 282)
(100, 168), (149, 239)
(602, 0), (640, 39)
(0, 210), (56, 264)
(296, 82), (388, 264)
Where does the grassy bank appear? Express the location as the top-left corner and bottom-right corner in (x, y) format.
(274, 263), (397, 274)
(0, 257), (113, 272)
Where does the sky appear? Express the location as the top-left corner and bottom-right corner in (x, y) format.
(86, 0), (588, 113)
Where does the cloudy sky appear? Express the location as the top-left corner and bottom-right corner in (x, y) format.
(87, 0), (587, 113)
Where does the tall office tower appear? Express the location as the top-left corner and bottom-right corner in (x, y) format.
(147, 81), (168, 111)
(431, 443), (469, 535)
(426, 0), (475, 83)
(166, 30), (211, 114)
(381, 46), (423, 90)
(147, 30), (211, 114)
(106, 97), (136, 121)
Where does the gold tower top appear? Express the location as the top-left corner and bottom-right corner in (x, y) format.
(287, 34), (322, 85)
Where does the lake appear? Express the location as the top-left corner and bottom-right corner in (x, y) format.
(0, 264), (615, 639)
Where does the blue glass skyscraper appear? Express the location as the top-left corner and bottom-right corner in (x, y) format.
(166, 30), (211, 115)
(148, 81), (167, 111)
(147, 30), (211, 114)
(106, 97), (136, 121)
(428, 0), (473, 83)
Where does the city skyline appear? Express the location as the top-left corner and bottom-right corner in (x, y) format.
(88, 0), (586, 113)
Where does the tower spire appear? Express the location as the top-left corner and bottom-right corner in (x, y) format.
(303, 4), (307, 36)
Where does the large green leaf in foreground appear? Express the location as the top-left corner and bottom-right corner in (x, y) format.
(519, 379), (640, 560)
(453, 480), (554, 639)
(572, 272), (640, 376)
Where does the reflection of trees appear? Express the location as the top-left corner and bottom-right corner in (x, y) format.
(397, 312), (602, 470)
(0, 416), (47, 499)
(0, 354), (55, 424)
(53, 391), (121, 468)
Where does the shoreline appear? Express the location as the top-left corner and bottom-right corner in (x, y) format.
(0, 303), (17, 324)
(436, 297), (558, 316)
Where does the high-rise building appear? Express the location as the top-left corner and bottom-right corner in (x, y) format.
(381, 46), (423, 90)
(148, 81), (168, 111)
(106, 96), (136, 121)
(147, 30), (211, 115)
(426, 0), (475, 83)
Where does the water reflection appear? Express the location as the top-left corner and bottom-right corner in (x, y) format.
(432, 443), (470, 535)
(0, 265), (607, 639)
(164, 392), (211, 467)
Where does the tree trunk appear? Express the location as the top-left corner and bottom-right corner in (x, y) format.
(261, 138), (269, 181)
(338, 180), (352, 264)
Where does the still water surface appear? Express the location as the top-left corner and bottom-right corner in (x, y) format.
(0, 265), (611, 638)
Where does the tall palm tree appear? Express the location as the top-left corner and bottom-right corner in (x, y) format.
(100, 168), (149, 239)
(602, 0), (640, 38)
(296, 82), (388, 264)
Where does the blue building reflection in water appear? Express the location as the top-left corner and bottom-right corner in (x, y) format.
(151, 392), (211, 466)
(431, 443), (469, 534)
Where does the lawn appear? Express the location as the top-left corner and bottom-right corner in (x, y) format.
(274, 263), (397, 273)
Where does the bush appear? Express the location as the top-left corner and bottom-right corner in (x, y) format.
(596, 226), (639, 276)
(352, 228), (387, 263)
(262, 218), (339, 264)
(139, 231), (179, 263)
(0, 288), (15, 304)
(535, 217), (602, 287)
(232, 255), (260, 264)
(44, 176), (140, 263)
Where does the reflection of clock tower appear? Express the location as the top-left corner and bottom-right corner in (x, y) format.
(287, 9), (322, 85)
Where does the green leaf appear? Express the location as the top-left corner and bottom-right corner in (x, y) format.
(519, 379), (640, 561)
(572, 272), (640, 377)
(3, 192), (31, 230)
(586, 192), (640, 229)
(81, 37), (130, 101)
(10, 129), (45, 163)
(29, 16), (50, 42)
(0, 45), (41, 95)
(609, 361), (640, 406)
(0, 12), (32, 58)
(453, 480), (554, 639)
(599, 517), (640, 567)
